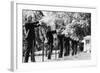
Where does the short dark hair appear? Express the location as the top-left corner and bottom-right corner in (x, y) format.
(28, 15), (32, 22)
(36, 10), (44, 16)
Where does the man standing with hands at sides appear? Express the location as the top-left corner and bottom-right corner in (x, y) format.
(46, 26), (57, 59)
(24, 11), (44, 62)
(56, 27), (65, 58)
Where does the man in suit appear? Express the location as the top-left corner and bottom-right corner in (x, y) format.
(71, 39), (79, 56)
(57, 34), (64, 58)
(57, 28), (65, 58)
(64, 36), (70, 56)
(24, 11), (44, 62)
(46, 26), (56, 59)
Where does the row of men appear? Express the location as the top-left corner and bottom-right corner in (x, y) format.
(23, 11), (84, 62)
(23, 21), (84, 62)
(46, 27), (84, 59)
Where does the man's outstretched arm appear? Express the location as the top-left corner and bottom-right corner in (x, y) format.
(32, 21), (41, 27)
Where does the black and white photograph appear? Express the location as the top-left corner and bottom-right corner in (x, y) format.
(22, 10), (91, 63)
(11, 2), (97, 71)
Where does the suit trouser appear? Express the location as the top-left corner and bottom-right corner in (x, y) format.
(64, 43), (70, 56)
(48, 41), (53, 59)
(72, 43), (77, 55)
(59, 41), (63, 58)
(24, 39), (35, 62)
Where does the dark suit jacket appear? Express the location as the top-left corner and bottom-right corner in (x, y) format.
(46, 30), (56, 43)
(25, 21), (40, 40)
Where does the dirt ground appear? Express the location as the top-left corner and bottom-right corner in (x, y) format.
(27, 51), (91, 62)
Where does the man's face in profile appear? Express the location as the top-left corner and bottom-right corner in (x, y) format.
(35, 11), (44, 21)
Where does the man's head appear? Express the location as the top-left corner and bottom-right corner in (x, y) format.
(35, 11), (44, 21)
(27, 15), (32, 22)
(48, 26), (51, 31)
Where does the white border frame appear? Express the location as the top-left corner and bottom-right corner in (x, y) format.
(11, 1), (97, 72)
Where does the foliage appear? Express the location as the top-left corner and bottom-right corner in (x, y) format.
(23, 10), (91, 40)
